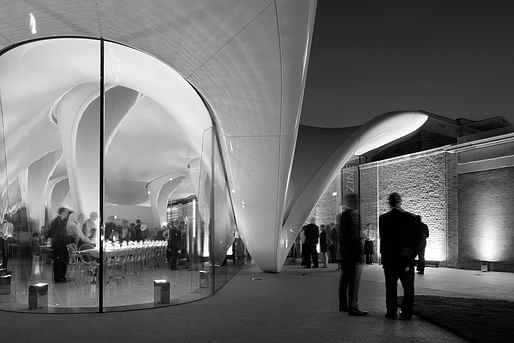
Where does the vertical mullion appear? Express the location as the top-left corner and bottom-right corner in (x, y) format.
(209, 129), (215, 294)
(98, 37), (105, 313)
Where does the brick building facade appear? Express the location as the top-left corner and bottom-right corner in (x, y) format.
(311, 130), (514, 272)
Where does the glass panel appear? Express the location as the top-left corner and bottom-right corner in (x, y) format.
(212, 134), (241, 291)
(0, 38), (101, 312)
(196, 128), (214, 293)
(102, 42), (213, 309)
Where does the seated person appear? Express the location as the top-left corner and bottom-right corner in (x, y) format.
(67, 216), (93, 247)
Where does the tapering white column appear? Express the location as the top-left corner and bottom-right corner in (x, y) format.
(25, 151), (62, 232)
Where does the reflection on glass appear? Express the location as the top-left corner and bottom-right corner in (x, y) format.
(101, 42), (217, 309)
(0, 37), (244, 313)
(0, 37), (101, 312)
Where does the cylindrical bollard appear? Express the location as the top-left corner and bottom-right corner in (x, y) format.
(199, 270), (209, 288)
(153, 280), (170, 305)
(0, 274), (11, 295)
(28, 283), (48, 310)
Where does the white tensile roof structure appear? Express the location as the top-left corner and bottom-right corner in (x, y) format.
(0, 0), (427, 272)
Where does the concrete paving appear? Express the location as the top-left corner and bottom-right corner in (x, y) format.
(1, 262), (512, 342)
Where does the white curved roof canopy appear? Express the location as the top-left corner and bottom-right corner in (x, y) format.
(0, 0), (317, 272)
(0, 1), (429, 272)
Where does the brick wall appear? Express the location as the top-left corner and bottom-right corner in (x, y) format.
(446, 152), (459, 267)
(360, 165), (378, 236)
(309, 173), (341, 226)
(360, 150), (448, 264)
(457, 167), (514, 272)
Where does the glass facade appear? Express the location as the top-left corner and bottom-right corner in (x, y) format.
(0, 37), (242, 312)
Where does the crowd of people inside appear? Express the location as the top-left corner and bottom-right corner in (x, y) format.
(42, 207), (191, 282)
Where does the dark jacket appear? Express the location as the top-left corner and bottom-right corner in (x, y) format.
(168, 227), (181, 249)
(303, 223), (319, 245)
(134, 224), (143, 241)
(379, 208), (422, 266)
(320, 230), (328, 252)
(48, 216), (72, 250)
(337, 209), (362, 262)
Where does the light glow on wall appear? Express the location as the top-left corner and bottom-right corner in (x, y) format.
(479, 232), (501, 262)
(424, 244), (445, 262)
(469, 199), (506, 262)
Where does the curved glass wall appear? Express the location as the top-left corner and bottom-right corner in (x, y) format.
(0, 37), (242, 313)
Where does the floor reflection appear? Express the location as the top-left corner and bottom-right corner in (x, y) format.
(0, 257), (241, 312)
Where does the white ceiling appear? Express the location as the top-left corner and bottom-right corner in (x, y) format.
(105, 94), (197, 183)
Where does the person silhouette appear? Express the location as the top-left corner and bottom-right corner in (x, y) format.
(415, 215), (429, 274)
(302, 218), (319, 268)
(48, 207), (74, 282)
(338, 193), (367, 316)
(379, 193), (423, 320)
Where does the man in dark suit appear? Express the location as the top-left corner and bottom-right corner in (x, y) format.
(167, 223), (182, 270)
(379, 193), (422, 320)
(134, 219), (143, 241)
(338, 193), (367, 316)
(302, 218), (319, 268)
(48, 207), (73, 282)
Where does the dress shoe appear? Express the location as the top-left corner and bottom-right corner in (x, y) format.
(417, 271), (424, 275)
(348, 309), (368, 316)
(339, 306), (349, 312)
(398, 312), (412, 320)
(384, 312), (398, 320)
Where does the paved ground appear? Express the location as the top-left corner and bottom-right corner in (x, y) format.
(1, 262), (512, 342)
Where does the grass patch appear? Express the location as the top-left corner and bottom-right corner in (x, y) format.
(413, 295), (514, 343)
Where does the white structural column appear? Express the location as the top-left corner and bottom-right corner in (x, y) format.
(189, 0), (316, 272)
(54, 83), (100, 216)
(104, 86), (141, 153)
(25, 150), (62, 232)
(46, 175), (69, 219)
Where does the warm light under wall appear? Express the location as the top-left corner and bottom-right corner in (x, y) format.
(477, 228), (502, 262)
(470, 202), (506, 262)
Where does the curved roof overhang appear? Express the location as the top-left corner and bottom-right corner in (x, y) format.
(0, 2), (431, 273)
(278, 111), (428, 269)
(0, 0), (318, 272)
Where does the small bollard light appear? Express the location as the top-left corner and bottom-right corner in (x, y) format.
(480, 261), (490, 272)
(28, 283), (48, 310)
(0, 273), (12, 295)
(199, 270), (209, 288)
(153, 279), (170, 305)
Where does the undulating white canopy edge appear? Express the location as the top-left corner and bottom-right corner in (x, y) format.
(0, 0), (428, 272)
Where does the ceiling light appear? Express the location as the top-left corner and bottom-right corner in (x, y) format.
(29, 13), (37, 34)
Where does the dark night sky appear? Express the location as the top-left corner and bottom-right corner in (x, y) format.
(301, 0), (514, 127)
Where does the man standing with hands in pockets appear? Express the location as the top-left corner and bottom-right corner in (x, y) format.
(380, 192), (423, 320)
